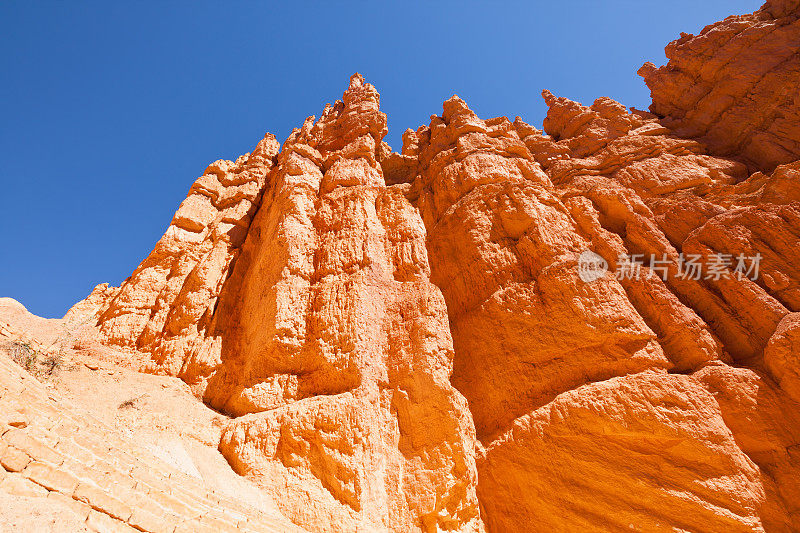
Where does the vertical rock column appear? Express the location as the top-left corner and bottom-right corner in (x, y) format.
(405, 92), (799, 531)
(212, 75), (483, 533)
(405, 96), (670, 442)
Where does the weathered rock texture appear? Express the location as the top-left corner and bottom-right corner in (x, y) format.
(639, 0), (800, 172)
(0, 320), (302, 533)
(61, 1), (800, 531)
(71, 74), (483, 532)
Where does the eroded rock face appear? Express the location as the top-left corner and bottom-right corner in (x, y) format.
(388, 60), (796, 528)
(208, 75), (482, 532)
(72, 75), (482, 532)
(478, 371), (770, 532)
(67, 2), (800, 530)
(82, 133), (281, 384)
(639, 0), (800, 172)
(401, 96), (670, 442)
(765, 313), (800, 402)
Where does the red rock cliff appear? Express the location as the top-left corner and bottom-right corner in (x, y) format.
(68, 2), (800, 531)
(640, 0), (800, 172)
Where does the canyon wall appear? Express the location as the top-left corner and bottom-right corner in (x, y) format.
(67, 1), (800, 530)
(639, 0), (800, 172)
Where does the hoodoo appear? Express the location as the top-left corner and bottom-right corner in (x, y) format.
(3, 1), (800, 531)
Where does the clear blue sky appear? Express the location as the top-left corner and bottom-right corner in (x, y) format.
(1, 1), (761, 318)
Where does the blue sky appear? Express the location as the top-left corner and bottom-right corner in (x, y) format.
(1, 1), (761, 318)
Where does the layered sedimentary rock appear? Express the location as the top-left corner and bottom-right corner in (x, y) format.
(0, 332), (302, 533)
(210, 75), (482, 532)
(66, 1), (800, 531)
(478, 370), (773, 532)
(388, 71), (798, 529)
(72, 75), (482, 532)
(639, 0), (800, 172)
(73, 133), (281, 383)
(402, 95), (672, 441)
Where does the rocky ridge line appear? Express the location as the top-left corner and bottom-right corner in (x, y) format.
(60, 1), (800, 531)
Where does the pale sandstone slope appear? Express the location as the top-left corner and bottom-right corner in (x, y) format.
(0, 304), (303, 533)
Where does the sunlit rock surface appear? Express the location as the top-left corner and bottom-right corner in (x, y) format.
(53, 2), (800, 530)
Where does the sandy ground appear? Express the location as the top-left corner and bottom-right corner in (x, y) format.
(0, 297), (295, 530)
(0, 491), (91, 532)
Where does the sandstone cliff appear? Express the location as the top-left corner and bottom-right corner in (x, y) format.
(45, 1), (800, 531)
(639, 0), (800, 172)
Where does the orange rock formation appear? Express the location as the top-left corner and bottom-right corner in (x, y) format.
(639, 0), (800, 172)
(20, 0), (799, 530)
